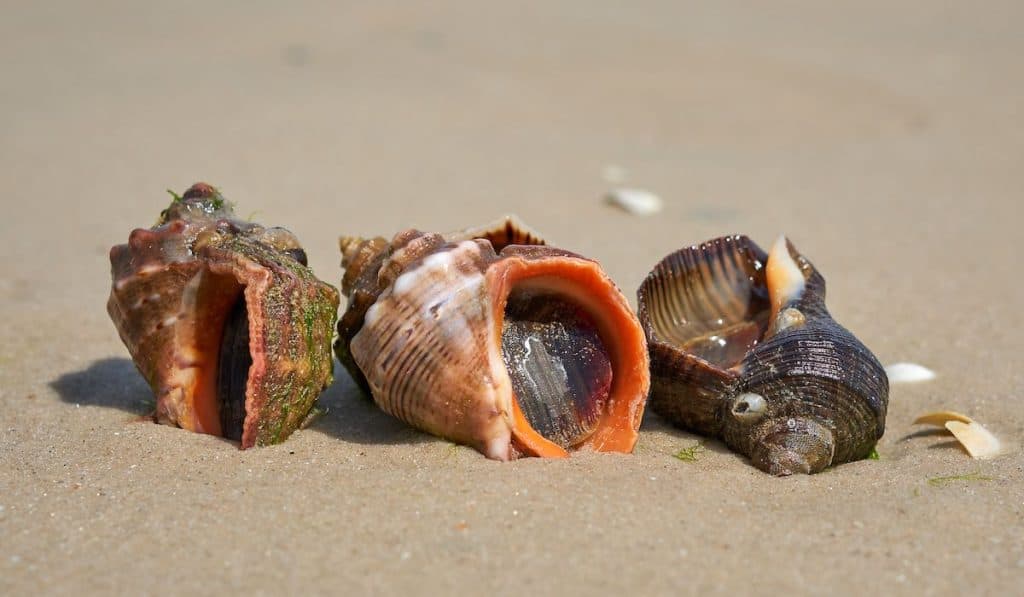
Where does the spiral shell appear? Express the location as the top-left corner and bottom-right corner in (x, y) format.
(107, 183), (339, 448)
(335, 218), (650, 460)
(637, 235), (888, 475)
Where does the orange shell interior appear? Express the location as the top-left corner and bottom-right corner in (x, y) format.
(486, 255), (650, 458)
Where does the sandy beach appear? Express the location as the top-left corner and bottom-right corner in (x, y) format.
(2, 1), (1022, 594)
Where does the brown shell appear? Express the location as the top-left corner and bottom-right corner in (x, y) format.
(637, 235), (888, 475)
(335, 219), (650, 460)
(334, 216), (547, 393)
(107, 183), (339, 448)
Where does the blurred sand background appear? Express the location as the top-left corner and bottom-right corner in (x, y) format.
(2, 1), (1022, 594)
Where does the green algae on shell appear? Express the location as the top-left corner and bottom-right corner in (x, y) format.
(107, 183), (339, 448)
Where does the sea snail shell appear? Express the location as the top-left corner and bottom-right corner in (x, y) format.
(637, 235), (888, 475)
(107, 183), (340, 448)
(335, 217), (650, 460)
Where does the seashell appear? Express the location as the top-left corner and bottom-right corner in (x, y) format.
(913, 411), (1001, 459)
(884, 362), (936, 383)
(637, 235), (888, 475)
(334, 217), (650, 460)
(107, 183), (340, 448)
(605, 188), (664, 216)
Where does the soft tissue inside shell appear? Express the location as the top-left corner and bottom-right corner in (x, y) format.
(678, 315), (769, 370)
(501, 290), (613, 449)
(217, 295), (252, 441)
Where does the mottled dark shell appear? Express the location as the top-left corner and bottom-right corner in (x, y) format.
(107, 183), (339, 448)
(637, 235), (888, 475)
(335, 218), (650, 460)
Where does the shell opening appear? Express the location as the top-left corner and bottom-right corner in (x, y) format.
(640, 240), (771, 371)
(501, 289), (613, 450)
(182, 270), (252, 442)
(217, 292), (252, 441)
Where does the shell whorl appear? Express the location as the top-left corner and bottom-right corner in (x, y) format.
(724, 316), (889, 466)
(352, 239), (514, 458)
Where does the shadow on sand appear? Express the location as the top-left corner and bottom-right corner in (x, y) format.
(49, 357), (154, 416)
(49, 357), (430, 447)
(306, 363), (432, 446)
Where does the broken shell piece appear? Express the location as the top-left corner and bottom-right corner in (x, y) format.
(914, 411), (1000, 459)
(605, 188), (663, 216)
(335, 218), (650, 460)
(885, 362), (936, 383)
(107, 183), (339, 448)
(912, 411), (972, 426)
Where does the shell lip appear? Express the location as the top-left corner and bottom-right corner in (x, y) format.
(488, 253), (650, 457)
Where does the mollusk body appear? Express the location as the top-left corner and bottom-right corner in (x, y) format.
(107, 183), (339, 448)
(637, 235), (887, 475)
(336, 218), (650, 460)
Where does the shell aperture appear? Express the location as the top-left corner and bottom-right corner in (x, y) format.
(638, 235), (888, 475)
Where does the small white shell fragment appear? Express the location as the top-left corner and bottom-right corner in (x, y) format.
(606, 187), (663, 216)
(885, 362), (936, 383)
(913, 411), (971, 426)
(944, 421), (1001, 459)
(913, 410), (1001, 459)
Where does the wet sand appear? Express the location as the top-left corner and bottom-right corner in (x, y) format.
(2, 1), (1022, 594)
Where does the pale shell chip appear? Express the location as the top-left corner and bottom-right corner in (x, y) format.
(605, 188), (663, 216)
(913, 411), (1000, 459)
(885, 362), (936, 383)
